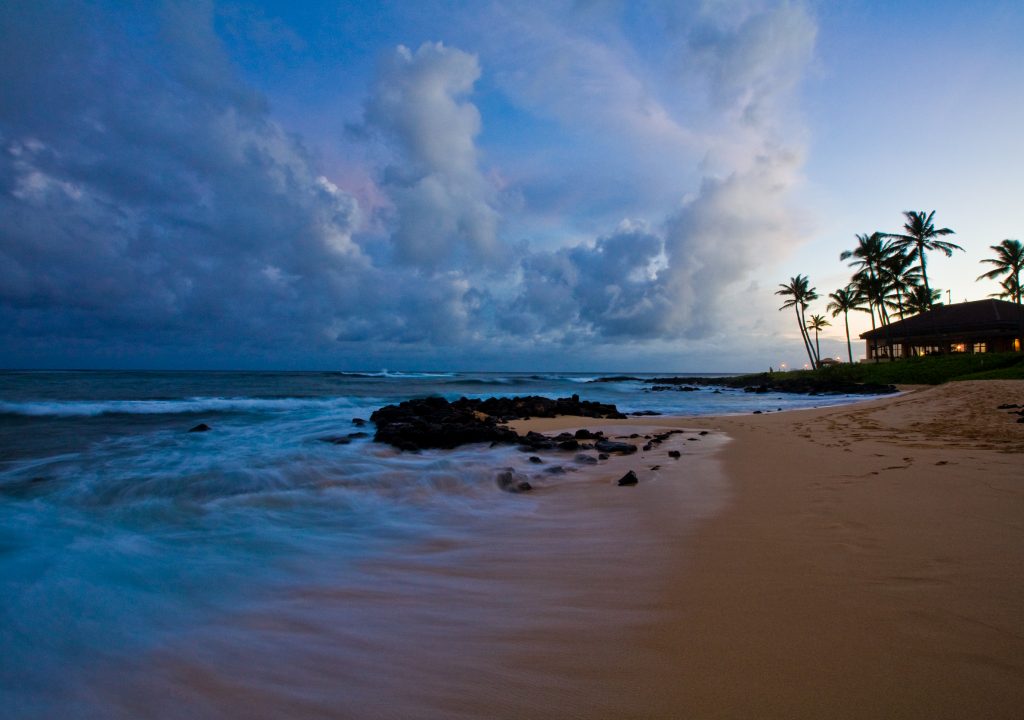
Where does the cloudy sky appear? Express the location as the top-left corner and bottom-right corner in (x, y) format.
(2, 0), (1022, 371)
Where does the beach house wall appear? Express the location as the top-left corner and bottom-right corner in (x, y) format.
(859, 299), (1024, 361)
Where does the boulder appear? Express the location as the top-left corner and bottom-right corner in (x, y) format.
(496, 470), (533, 493)
(594, 439), (638, 455)
(617, 470), (639, 486)
(188, 423), (211, 433)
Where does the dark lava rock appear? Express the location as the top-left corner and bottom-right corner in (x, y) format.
(574, 429), (603, 440)
(529, 456), (543, 464)
(598, 453), (610, 460)
(699, 430), (709, 436)
(188, 423), (211, 433)
(642, 443), (653, 451)
(370, 394), (626, 451)
(558, 439), (580, 451)
(753, 410), (763, 414)
(352, 418), (367, 427)
(544, 465), (567, 475)
(649, 465), (661, 471)
(594, 439), (638, 455)
(668, 450), (681, 459)
(590, 376), (643, 383)
(319, 436), (352, 445)
(496, 470), (533, 493)
(574, 454), (598, 465)
(631, 410), (662, 416)
(617, 470), (639, 486)
(347, 431), (369, 439)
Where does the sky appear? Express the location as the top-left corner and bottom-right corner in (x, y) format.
(1, 0), (1022, 372)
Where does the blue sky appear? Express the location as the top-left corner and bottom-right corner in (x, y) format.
(1, 0), (1022, 371)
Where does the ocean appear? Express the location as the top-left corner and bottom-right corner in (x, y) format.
(0, 370), (868, 718)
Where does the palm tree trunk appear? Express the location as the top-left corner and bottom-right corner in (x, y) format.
(918, 241), (931, 308)
(843, 311), (852, 363)
(814, 329), (821, 366)
(794, 305), (816, 369)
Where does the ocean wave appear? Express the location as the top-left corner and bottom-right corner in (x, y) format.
(335, 370), (457, 379)
(0, 396), (357, 418)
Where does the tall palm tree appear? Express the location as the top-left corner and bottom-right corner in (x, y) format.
(806, 314), (831, 367)
(988, 275), (1021, 303)
(879, 249), (922, 320)
(977, 238), (1023, 304)
(905, 285), (942, 316)
(840, 232), (894, 327)
(883, 210), (962, 309)
(776, 275), (819, 369)
(826, 285), (864, 363)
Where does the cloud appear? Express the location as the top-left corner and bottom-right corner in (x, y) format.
(363, 42), (501, 269)
(0, 0), (818, 368)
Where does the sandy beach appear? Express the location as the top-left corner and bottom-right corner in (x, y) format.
(37, 380), (1024, 719)
(508, 379), (1024, 718)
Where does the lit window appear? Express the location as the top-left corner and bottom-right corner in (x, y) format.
(973, 342), (987, 353)
(951, 343), (966, 353)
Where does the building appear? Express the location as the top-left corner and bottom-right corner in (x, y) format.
(860, 299), (1024, 361)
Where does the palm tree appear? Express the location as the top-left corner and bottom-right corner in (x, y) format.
(989, 275), (1021, 302)
(977, 239), (1023, 304)
(776, 275), (819, 369)
(806, 314), (831, 367)
(883, 210), (962, 309)
(905, 285), (942, 316)
(826, 286), (864, 363)
(879, 249), (922, 319)
(841, 232), (894, 327)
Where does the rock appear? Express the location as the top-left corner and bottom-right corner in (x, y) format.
(496, 470), (533, 493)
(631, 410), (662, 416)
(617, 470), (639, 486)
(319, 436), (352, 445)
(699, 430), (709, 436)
(594, 439), (638, 455)
(529, 456), (543, 464)
(574, 454), (598, 465)
(347, 431), (369, 439)
(753, 410), (763, 414)
(642, 443), (653, 451)
(668, 450), (681, 459)
(557, 439), (579, 451)
(649, 465), (661, 471)
(352, 418), (367, 426)
(544, 465), (567, 475)
(188, 423), (211, 433)
(574, 429), (603, 439)
(369, 394), (627, 451)
(598, 453), (610, 460)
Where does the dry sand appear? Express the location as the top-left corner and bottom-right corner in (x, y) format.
(512, 380), (1024, 719)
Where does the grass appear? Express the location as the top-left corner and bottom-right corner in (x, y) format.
(769, 352), (1024, 386)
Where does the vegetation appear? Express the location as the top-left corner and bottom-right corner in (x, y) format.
(882, 210), (962, 310)
(775, 275), (819, 369)
(978, 238), (1023, 305)
(755, 352), (1024, 386)
(826, 286), (862, 363)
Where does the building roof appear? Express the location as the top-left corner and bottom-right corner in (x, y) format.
(860, 299), (1024, 340)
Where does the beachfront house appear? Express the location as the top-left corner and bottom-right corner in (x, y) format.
(860, 299), (1024, 361)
